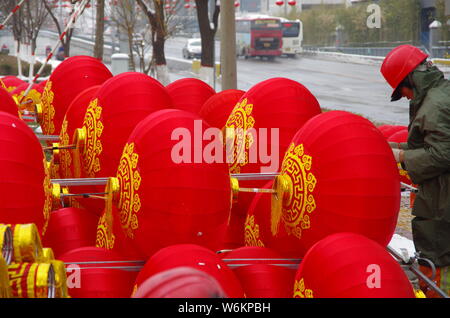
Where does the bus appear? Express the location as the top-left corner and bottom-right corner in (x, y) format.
(236, 15), (283, 60)
(280, 19), (303, 57)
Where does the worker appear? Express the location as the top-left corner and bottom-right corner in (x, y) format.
(381, 45), (450, 297)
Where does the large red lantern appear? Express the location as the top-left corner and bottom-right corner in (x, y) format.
(275, 0), (284, 6)
(293, 232), (415, 298)
(72, 73), (172, 215)
(0, 87), (19, 117)
(0, 112), (55, 235)
(166, 78), (216, 114)
(57, 85), (101, 179)
(42, 207), (99, 258)
(100, 109), (231, 258)
(74, 72), (172, 179)
(133, 244), (244, 298)
(220, 246), (296, 298)
(59, 246), (138, 298)
(133, 266), (228, 298)
(199, 89), (245, 129)
(223, 78), (321, 248)
(38, 55), (113, 135)
(0, 76), (25, 92)
(269, 111), (400, 257)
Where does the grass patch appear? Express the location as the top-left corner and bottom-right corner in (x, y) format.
(0, 55), (52, 77)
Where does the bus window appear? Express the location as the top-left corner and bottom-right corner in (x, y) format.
(282, 22), (300, 37)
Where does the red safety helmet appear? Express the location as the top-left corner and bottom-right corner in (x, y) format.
(381, 45), (428, 101)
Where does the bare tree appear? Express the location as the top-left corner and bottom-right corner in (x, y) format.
(137, 0), (183, 84)
(94, 0), (105, 60)
(23, 0), (49, 79)
(0, 0), (25, 77)
(194, 0), (220, 84)
(110, 0), (138, 71)
(43, 0), (88, 58)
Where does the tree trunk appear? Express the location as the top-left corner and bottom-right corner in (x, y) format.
(94, 0), (105, 61)
(195, 0), (215, 67)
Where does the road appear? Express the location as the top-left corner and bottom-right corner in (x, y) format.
(167, 37), (450, 126)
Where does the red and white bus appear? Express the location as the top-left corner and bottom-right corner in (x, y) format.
(235, 15), (283, 60)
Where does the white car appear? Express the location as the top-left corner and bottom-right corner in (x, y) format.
(182, 38), (202, 59)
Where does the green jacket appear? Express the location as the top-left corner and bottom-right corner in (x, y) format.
(402, 65), (450, 267)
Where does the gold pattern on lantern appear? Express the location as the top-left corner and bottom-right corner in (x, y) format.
(225, 98), (255, 174)
(40, 81), (56, 134)
(83, 98), (103, 177)
(293, 278), (314, 298)
(42, 159), (53, 236)
(244, 214), (265, 247)
(59, 119), (73, 178)
(117, 143), (142, 239)
(96, 212), (115, 249)
(280, 143), (316, 240)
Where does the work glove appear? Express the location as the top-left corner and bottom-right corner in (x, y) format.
(392, 148), (404, 163)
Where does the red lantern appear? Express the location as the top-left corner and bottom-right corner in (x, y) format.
(223, 78), (321, 248)
(377, 124), (407, 139)
(73, 73), (172, 216)
(234, 1), (240, 7)
(59, 246), (138, 298)
(294, 232), (415, 298)
(220, 246), (296, 298)
(0, 76), (25, 92)
(76, 72), (172, 179)
(0, 87), (19, 117)
(288, 0), (296, 5)
(57, 85), (101, 179)
(39, 55), (113, 135)
(132, 266), (228, 298)
(270, 111), (400, 257)
(184, 3), (190, 8)
(106, 109), (231, 258)
(10, 83), (43, 113)
(0, 111), (53, 235)
(275, 0), (284, 6)
(133, 244), (244, 298)
(42, 207), (100, 258)
(166, 78), (216, 115)
(198, 89), (245, 129)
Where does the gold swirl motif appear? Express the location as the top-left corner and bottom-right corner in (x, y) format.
(59, 119), (72, 178)
(244, 214), (265, 247)
(293, 278), (314, 298)
(117, 143), (142, 239)
(95, 212), (115, 250)
(279, 143), (317, 240)
(40, 81), (56, 134)
(83, 98), (104, 177)
(225, 98), (256, 174)
(42, 160), (53, 236)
